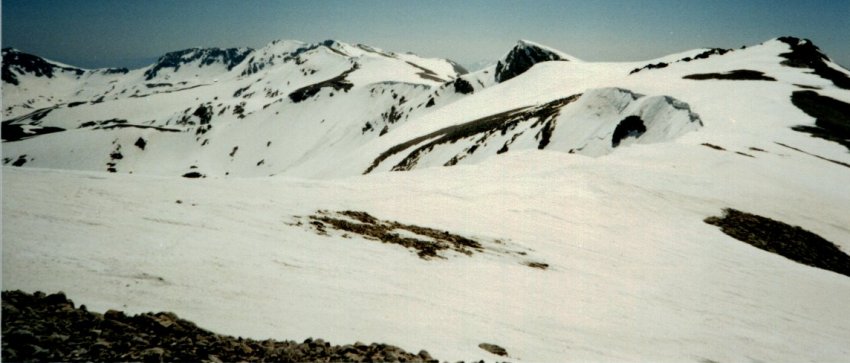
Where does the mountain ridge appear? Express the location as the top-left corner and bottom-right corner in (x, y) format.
(3, 36), (849, 179)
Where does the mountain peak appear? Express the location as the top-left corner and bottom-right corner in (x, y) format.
(2, 48), (85, 85)
(773, 36), (850, 89)
(494, 40), (574, 83)
(143, 47), (253, 81)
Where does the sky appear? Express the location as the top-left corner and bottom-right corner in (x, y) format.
(2, 0), (849, 69)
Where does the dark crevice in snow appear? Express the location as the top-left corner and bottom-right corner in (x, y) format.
(611, 116), (647, 147)
(705, 208), (850, 278)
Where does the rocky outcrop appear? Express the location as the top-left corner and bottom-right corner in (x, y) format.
(2, 48), (85, 85)
(144, 47), (253, 80)
(778, 37), (850, 90)
(683, 69), (776, 81)
(495, 40), (569, 83)
(2, 290), (439, 362)
(366, 88), (703, 173)
(288, 64), (358, 103)
(705, 209), (850, 278)
(630, 48), (732, 75)
(790, 90), (850, 151)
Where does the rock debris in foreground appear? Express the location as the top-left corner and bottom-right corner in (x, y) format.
(1, 290), (438, 362)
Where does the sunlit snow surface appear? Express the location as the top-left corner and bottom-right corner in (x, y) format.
(3, 37), (850, 362)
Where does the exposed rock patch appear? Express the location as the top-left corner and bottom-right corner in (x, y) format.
(630, 48), (732, 75)
(452, 77), (474, 94)
(2, 290), (438, 362)
(366, 89), (701, 173)
(289, 64), (358, 103)
(778, 37), (850, 90)
(683, 70), (776, 81)
(297, 211), (544, 268)
(495, 41), (568, 83)
(182, 172), (205, 178)
(144, 47), (253, 80)
(705, 208), (850, 278)
(701, 143), (726, 151)
(2, 48), (84, 85)
(789, 90), (850, 151)
(478, 343), (508, 357)
(6, 155), (29, 167)
(365, 95), (580, 173)
(405, 61), (446, 82)
(1, 107), (65, 142)
(1, 121), (64, 142)
(305, 210), (483, 259)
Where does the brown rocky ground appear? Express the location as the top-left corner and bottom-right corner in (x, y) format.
(2, 290), (439, 362)
(705, 208), (850, 278)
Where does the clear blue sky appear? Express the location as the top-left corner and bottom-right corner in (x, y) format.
(3, 0), (849, 69)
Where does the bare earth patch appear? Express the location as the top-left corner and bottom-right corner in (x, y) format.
(683, 69), (776, 81)
(705, 208), (850, 278)
(296, 210), (548, 268)
(306, 210), (482, 259)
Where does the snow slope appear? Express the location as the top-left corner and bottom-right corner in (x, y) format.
(4, 143), (850, 362)
(3, 36), (850, 362)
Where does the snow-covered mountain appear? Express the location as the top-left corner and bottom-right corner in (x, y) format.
(2, 39), (471, 177)
(3, 37), (850, 362)
(4, 37), (848, 178)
